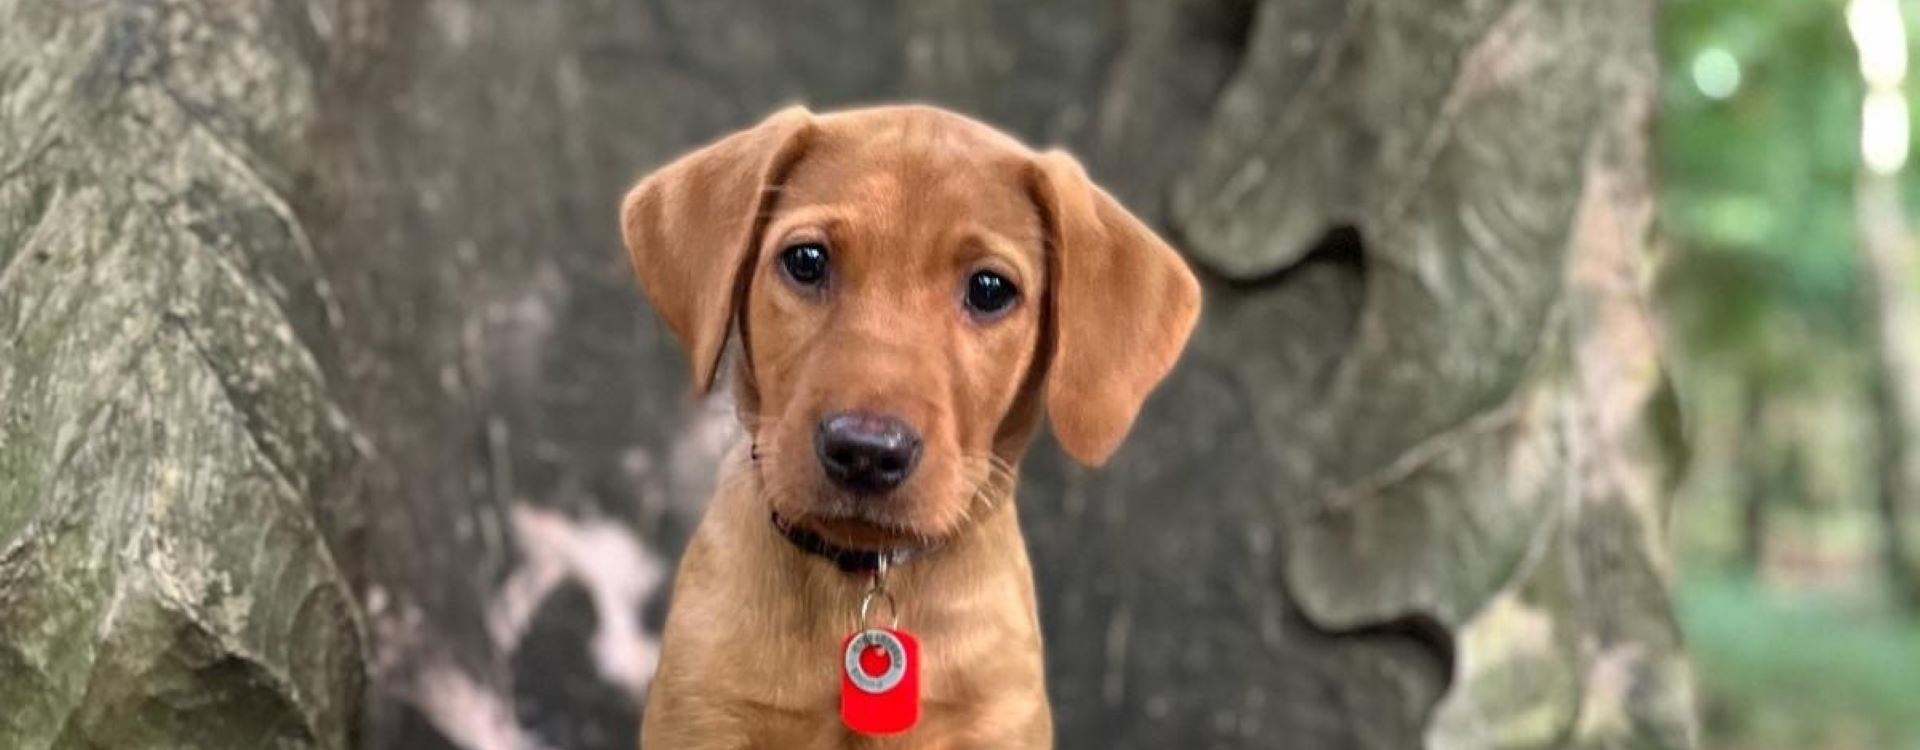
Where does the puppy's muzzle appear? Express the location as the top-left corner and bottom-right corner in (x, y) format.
(815, 411), (923, 494)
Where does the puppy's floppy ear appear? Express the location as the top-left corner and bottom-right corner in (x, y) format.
(621, 106), (815, 393)
(1030, 151), (1202, 466)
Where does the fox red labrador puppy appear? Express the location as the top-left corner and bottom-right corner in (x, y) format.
(623, 105), (1199, 749)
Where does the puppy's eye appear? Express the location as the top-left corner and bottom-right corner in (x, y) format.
(964, 270), (1019, 318)
(779, 243), (829, 287)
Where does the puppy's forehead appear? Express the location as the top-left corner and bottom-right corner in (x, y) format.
(816, 106), (1032, 155)
(780, 108), (1039, 237)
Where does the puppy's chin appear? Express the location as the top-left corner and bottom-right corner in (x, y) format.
(803, 514), (929, 551)
(773, 487), (957, 551)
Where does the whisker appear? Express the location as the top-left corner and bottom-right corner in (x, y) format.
(951, 452), (1020, 528)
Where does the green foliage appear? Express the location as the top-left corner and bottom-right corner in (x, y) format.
(1659, 0), (1865, 361)
(1663, 3), (1920, 748)
(1679, 570), (1920, 749)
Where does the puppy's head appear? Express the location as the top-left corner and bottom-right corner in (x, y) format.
(623, 106), (1199, 549)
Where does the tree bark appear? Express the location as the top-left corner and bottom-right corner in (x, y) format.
(1737, 382), (1770, 571)
(0, 0), (1696, 748)
(0, 2), (366, 748)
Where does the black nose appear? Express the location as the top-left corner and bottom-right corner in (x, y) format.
(815, 411), (923, 493)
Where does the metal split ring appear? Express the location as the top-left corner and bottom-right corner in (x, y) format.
(858, 588), (899, 629)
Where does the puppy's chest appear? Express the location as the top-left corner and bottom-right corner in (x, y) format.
(748, 708), (1033, 750)
(744, 697), (1036, 750)
(726, 633), (1042, 748)
(724, 630), (1009, 709)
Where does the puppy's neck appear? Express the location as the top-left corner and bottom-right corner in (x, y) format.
(706, 442), (1039, 639)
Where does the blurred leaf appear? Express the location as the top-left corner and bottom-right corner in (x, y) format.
(1660, 0), (1868, 370)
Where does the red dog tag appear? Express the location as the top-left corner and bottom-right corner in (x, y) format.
(841, 627), (920, 735)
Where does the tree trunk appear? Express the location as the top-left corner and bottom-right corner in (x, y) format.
(0, 3), (367, 748)
(1737, 382), (1770, 571)
(0, 1), (1696, 749)
(1856, 174), (1920, 608)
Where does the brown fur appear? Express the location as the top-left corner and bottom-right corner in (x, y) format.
(622, 105), (1200, 749)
